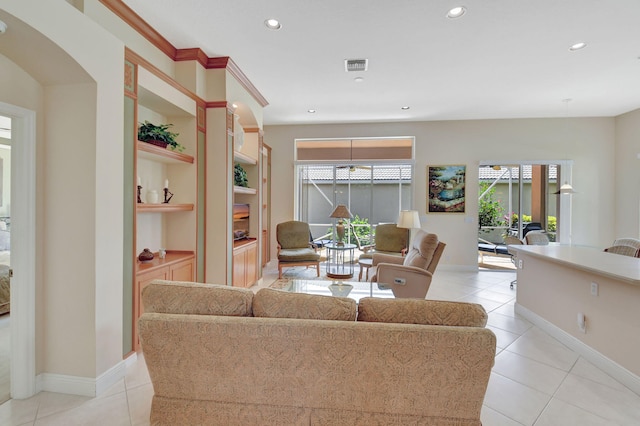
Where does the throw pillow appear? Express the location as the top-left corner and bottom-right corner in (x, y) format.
(357, 297), (487, 327)
(253, 288), (356, 321)
(142, 280), (254, 316)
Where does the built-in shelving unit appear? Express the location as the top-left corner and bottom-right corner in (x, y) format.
(128, 58), (199, 351)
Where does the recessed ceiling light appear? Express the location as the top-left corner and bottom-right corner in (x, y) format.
(264, 18), (282, 30)
(569, 42), (587, 51)
(0, 20), (7, 35)
(447, 6), (466, 19)
(401, 106), (410, 110)
(354, 77), (364, 83)
(307, 109), (316, 113)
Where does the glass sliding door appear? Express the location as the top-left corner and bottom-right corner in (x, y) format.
(297, 163), (413, 248)
(478, 161), (571, 268)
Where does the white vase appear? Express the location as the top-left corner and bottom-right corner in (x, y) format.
(147, 190), (159, 204)
(234, 114), (244, 151)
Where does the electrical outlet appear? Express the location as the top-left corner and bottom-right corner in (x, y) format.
(591, 282), (598, 296)
(518, 259), (523, 269)
(577, 312), (586, 333)
(394, 278), (406, 285)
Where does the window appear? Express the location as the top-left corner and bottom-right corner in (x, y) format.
(295, 138), (414, 245)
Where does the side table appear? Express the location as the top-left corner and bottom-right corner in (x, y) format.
(325, 242), (356, 279)
(358, 258), (373, 281)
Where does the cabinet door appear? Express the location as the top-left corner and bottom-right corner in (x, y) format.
(134, 266), (169, 349)
(233, 248), (246, 287)
(246, 243), (257, 287)
(170, 258), (194, 282)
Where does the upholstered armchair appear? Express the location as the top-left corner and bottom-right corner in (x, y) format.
(356, 223), (409, 260)
(370, 230), (445, 299)
(276, 221), (321, 279)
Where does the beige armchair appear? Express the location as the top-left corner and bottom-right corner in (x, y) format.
(356, 223), (409, 260)
(370, 230), (445, 299)
(276, 221), (321, 279)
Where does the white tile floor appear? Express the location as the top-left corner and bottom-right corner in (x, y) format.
(1, 264), (638, 425)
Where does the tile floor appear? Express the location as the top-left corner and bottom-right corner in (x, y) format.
(1, 264), (639, 425)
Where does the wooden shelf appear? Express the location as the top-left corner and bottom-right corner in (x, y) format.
(136, 251), (195, 274)
(137, 203), (194, 212)
(138, 141), (194, 164)
(234, 151), (257, 165)
(234, 186), (257, 195)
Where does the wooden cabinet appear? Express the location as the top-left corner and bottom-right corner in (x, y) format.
(233, 239), (257, 288)
(133, 252), (195, 349)
(170, 257), (195, 281)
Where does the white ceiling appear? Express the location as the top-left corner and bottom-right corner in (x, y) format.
(122, 0), (640, 126)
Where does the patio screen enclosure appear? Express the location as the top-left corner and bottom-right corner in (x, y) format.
(295, 138), (414, 246)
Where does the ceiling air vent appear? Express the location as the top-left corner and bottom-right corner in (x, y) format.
(345, 59), (368, 72)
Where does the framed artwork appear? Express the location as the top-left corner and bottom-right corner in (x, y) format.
(428, 165), (466, 213)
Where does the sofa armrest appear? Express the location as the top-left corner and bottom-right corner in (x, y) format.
(372, 252), (405, 266)
(376, 263), (434, 299)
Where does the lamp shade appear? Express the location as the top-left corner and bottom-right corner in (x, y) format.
(397, 210), (421, 229)
(330, 204), (353, 219)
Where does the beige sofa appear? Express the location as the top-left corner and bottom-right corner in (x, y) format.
(139, 280), (496, 426)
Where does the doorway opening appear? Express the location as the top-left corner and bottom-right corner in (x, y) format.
(0, 115), (11, 404)
(477, 161), (572, 270)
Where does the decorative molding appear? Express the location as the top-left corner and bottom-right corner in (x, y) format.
(205, 101), (228, 109)
(99, 0), (176, 59)
(207, 57), (269, 107)
(515, 303), (640, 396)
(124, 59), (136, 94)
(197, 105), (206, 131)
(125, 48), (198, 103)
(175, 48), (209, 68)
(103, 2), (269, 108)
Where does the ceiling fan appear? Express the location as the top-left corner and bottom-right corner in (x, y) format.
(336, 165), (371, 172)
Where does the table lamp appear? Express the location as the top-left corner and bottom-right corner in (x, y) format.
(330, 204), (353, 246)
(398, 210), (421, 244)
(397, 210), (421, 230)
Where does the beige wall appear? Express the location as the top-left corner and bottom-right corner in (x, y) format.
(614, 109), (640, 240)
(0, 0), (125, 382)
(265, 117), (616, 268)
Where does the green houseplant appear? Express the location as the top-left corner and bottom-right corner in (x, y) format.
(234, 163), (249, 187)
(137, 121), (184, 152)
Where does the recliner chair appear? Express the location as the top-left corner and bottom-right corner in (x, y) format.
(370, 230), (445, 299)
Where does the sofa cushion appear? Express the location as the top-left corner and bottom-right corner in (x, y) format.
(253, 288), (356, 321)
(142, 280), (253, 316)
(357, 297), (488, 327)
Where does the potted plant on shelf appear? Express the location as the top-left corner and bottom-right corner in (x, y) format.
(137, 121), (185, 152)
(234, 163), (249, 187)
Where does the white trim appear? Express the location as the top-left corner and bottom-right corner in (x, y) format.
(1, 102), (37, 399)
(36, 360), (126, 397)
(515, 303), (640, 396)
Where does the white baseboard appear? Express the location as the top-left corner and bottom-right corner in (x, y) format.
(36, 360), (127, 397)
(515, 303), (640, 396)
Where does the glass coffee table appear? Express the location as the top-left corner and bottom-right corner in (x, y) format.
(277, 279), (394, 303)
